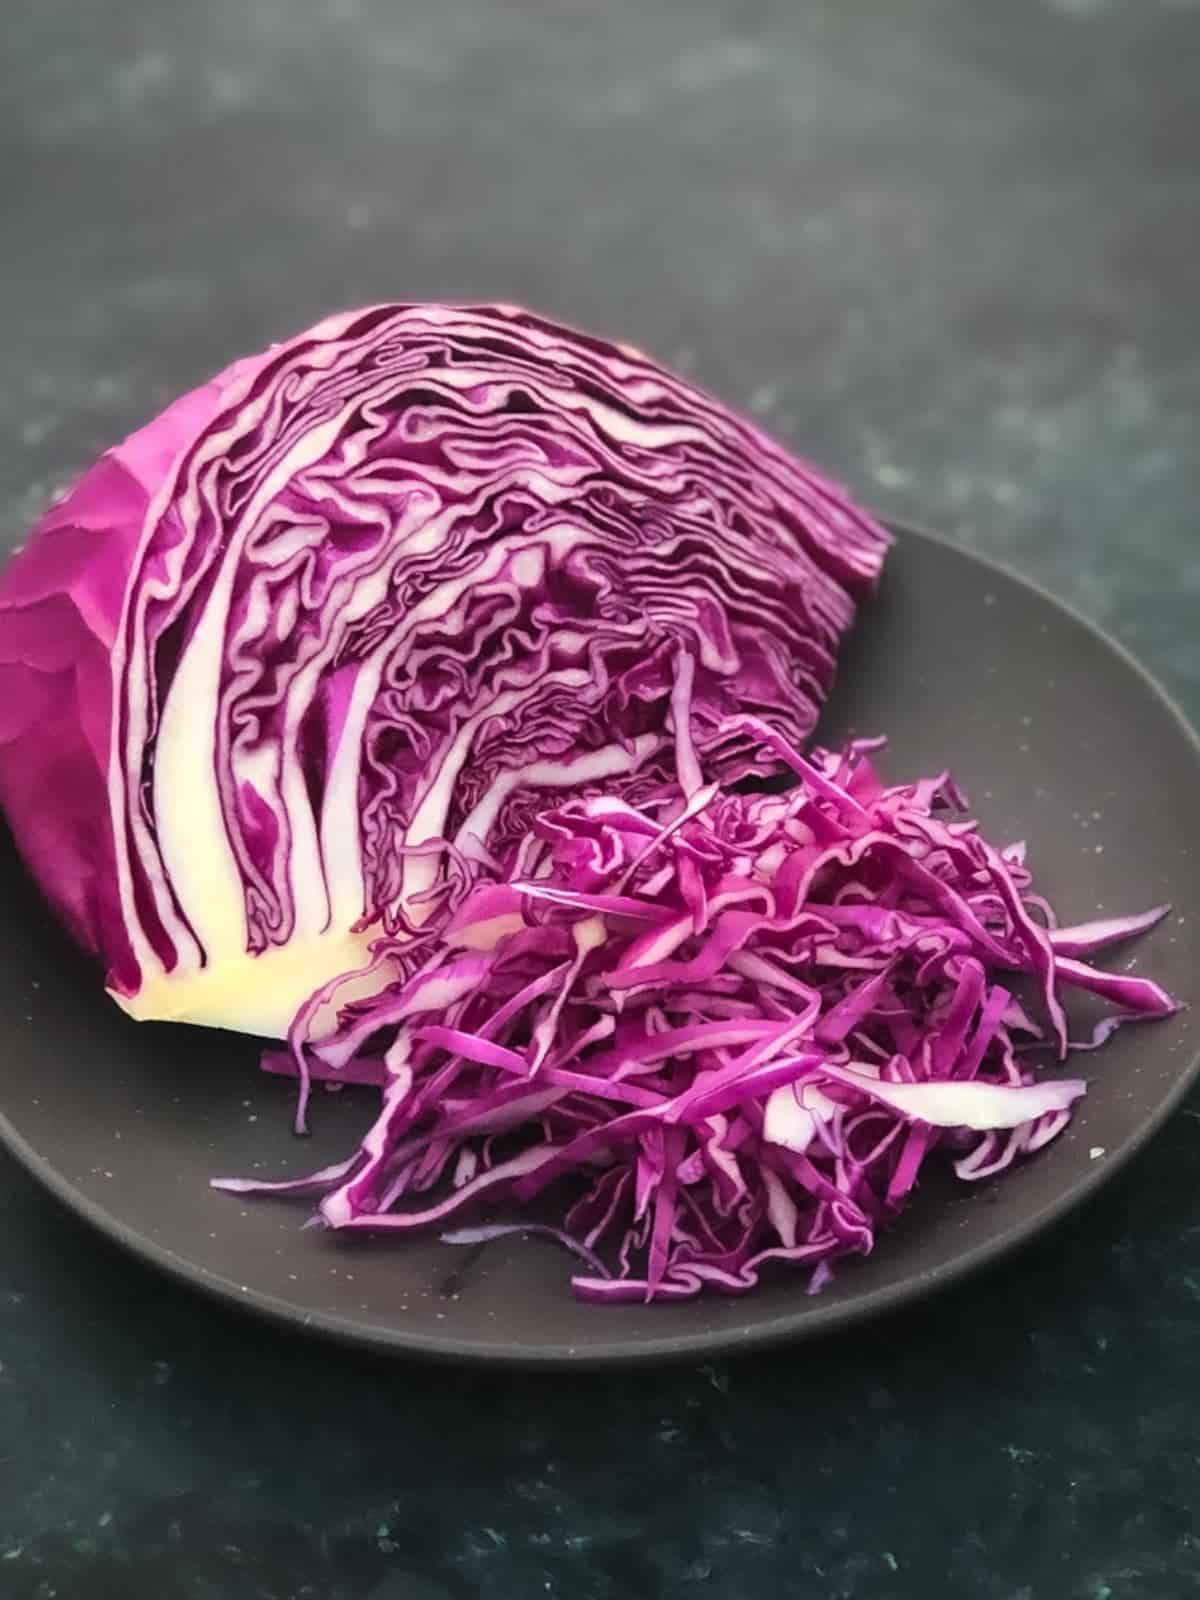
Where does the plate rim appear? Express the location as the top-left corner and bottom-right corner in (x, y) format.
(3, 520), (1199, 1366)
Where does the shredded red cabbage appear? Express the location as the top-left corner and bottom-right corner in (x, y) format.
(214, 661), (1177, 1301)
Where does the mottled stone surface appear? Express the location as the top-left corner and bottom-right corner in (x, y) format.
(2, 1), (1200, 1595)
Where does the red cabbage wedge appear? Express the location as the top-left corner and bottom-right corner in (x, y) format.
(0, 304), (889, 1037)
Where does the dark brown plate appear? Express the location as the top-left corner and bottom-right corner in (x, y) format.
(2, 526), (1198, 1364)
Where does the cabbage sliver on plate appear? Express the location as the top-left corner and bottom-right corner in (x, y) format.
(216, 696), (1174, 1305)
(0, 529), (1194, 1359)
(0, 304), (888, 1040)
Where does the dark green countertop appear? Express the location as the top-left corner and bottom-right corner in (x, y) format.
(3, 2), (1199, 1596)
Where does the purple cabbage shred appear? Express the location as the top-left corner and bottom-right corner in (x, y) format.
(215, 660), (1177, 1301)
